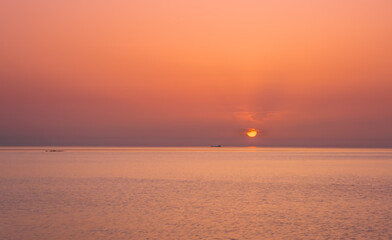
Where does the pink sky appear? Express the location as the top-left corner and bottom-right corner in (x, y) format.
(1, 0), (392, 146)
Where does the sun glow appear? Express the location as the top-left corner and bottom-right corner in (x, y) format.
(247, 129), (258, 137)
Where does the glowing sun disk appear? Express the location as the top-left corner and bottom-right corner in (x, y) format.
(247, 129), (258, 137)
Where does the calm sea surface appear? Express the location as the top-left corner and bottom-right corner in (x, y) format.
(0, 147), (391, 239)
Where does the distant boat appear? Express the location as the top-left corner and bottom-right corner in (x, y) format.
(210, 145), (222, 147)
(45, 149), (64, 152)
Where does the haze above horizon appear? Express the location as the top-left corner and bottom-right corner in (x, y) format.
(1, 0), (391, 147)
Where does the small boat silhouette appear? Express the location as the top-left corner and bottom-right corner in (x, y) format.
(210, 145), (222, 147)
(45, 149), (64, 152)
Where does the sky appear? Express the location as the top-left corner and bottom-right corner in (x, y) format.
(1, 0), (392, 147)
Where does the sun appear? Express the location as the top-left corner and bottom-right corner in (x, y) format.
(246, 128), (258, 137)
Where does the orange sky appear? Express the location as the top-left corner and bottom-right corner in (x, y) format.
(1, 0), (392, 146)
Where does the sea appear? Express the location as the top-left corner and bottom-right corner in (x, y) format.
(0, 147), (391, 239)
